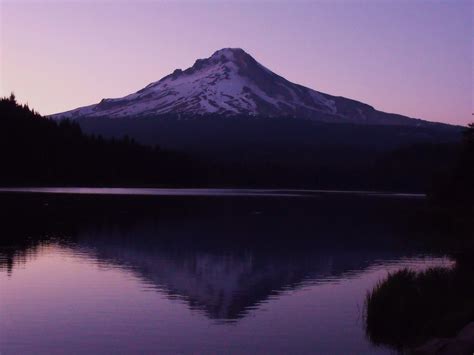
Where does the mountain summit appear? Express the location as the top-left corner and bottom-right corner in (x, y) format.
(51, 48), (423, 125)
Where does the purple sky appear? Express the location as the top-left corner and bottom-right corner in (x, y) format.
(1, 0), (472, 125)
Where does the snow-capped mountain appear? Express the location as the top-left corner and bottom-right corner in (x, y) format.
(51, 48), (422, 125)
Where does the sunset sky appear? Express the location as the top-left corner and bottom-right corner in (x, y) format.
(1, 0), (472, 125)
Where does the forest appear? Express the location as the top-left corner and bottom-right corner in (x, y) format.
(364, 122), (473, 353)
(0, 94), (195, 186)
(0, 94), (467, 192)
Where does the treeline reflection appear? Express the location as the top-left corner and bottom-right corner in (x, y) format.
(0, 192), (434, 320)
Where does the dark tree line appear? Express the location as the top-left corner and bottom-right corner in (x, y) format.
(428, 122), (474, 234)
(0, 94), (468, 191)
(364, 124), (474, 353)
(76, 114), (463, 191)
(0, 94), (195, 186)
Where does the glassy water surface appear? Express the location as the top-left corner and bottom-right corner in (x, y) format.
(0, 190), (450, 354)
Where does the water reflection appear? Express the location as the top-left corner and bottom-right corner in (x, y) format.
(1, 193), (449, 320)
(0, 193), (452, 354)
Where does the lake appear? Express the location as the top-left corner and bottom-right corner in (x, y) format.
(0, 189), (451, 354)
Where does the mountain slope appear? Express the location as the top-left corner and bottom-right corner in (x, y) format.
(51, 48), (427, 126)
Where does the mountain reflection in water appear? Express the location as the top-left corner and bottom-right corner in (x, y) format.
(0, 192), (452, 354)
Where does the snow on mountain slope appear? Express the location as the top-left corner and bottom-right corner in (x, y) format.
(50, 48), (424, 125)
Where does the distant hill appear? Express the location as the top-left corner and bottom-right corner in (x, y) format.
(75, 115), (462, 191)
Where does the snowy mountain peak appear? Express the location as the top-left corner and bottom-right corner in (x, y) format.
(50, 48), (421, 126)
(210, 47), (247, 60)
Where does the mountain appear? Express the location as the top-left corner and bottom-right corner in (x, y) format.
(44, 48), (464, 191)
(51, 48), (428, 126)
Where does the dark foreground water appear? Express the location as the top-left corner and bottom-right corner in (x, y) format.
(0, 189), (451, 354)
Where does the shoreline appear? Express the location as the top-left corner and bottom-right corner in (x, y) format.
(0, 187), (426, 199)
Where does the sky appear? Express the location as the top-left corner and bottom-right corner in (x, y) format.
(1, 0), (472, 125)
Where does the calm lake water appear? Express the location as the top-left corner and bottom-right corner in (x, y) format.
(0, 189), (451, 354)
